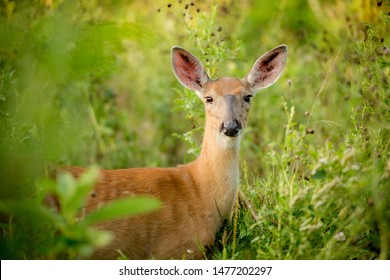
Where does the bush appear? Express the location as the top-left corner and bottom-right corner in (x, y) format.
(0, 0), (389, 259)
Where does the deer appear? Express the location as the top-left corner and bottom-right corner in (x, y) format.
(55, 44), (287, 259)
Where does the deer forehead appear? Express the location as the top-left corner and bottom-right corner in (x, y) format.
(206, 77), (250, 96)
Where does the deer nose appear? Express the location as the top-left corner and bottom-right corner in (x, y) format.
(221, 119), (242, 137)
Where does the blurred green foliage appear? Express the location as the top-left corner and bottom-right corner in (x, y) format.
(0, 0), (389, 259)
(0, 167), (160, 258)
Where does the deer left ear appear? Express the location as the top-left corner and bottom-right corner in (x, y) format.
(243, 45), (288, 93)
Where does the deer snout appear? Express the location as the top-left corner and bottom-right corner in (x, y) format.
(221, 119), (242, 137)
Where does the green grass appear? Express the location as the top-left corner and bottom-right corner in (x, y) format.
(0, 0), (389, 259)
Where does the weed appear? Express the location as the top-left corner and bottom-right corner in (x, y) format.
(0, 0), (389, 259)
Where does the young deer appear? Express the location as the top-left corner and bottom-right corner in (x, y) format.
(61, 45), (287, 259)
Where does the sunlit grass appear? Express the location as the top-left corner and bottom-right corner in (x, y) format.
(0, 0), (389, 259)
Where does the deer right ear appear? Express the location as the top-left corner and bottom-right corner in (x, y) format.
(171, 47), (210, 94)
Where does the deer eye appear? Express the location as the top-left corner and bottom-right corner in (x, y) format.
(205, 96), (214, 104)
(243, 95), (253, 103)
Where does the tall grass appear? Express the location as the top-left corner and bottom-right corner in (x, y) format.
(0, 0), (389, 259)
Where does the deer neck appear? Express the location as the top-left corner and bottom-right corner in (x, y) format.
(191, 121), (241, 221)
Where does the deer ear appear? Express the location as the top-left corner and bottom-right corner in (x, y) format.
(243, 45), (288, 93)
(171, 46), (210, 94)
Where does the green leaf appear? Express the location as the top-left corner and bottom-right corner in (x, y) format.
(66, 166), (100, 219)
(312, 169), (327, 180)
(0, 200), (63, 229)
(57, 166), (100, 222)
(87, 228), (112, 248)
(35, 177), (57, 204)
(82, 197), (161, 226)
(57, 172), (76, 208)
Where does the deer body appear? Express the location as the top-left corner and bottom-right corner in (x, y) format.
(61, 45), (287, 259)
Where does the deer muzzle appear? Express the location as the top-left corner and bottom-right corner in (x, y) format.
(221, 119), (242, 137)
